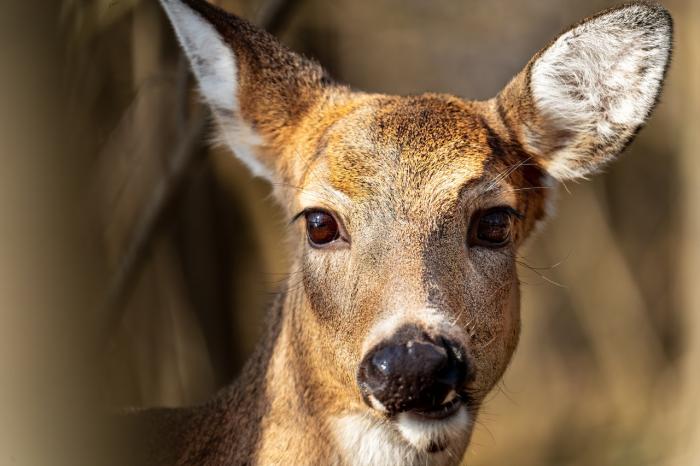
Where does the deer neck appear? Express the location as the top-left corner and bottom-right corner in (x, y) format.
(225, 279), (343, 463)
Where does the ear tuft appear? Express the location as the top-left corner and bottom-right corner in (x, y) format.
(502, 2), (673, 180)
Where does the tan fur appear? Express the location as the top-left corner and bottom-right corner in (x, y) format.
(137, 1), (672, 464)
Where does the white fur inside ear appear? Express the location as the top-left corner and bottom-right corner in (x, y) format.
(529, 4), (671, 179)
(160, 0), (237, 111)
(159, 0), (271, 179)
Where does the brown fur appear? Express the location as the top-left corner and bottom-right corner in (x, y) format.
(140, 1), (672, 464)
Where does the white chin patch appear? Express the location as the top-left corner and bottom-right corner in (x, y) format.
(396, 407), (470, 452)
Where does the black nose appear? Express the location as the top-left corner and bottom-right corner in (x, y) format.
(357, 325), (470, 415)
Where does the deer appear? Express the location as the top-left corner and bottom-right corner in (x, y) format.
(140, 1), (672, 464)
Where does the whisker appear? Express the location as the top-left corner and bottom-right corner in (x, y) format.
(516, 260), (567, 288)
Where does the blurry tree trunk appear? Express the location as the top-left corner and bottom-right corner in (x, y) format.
(0, 1), (110, 464)
(544, 186), (663, 427)
(99, 0), (216, 406)
(671, 0), (700, 463)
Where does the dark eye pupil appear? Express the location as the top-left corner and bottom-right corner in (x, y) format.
(306, 211), (339, 245)
(476, 211), (511, 245)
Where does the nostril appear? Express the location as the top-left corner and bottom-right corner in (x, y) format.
(436, 338), (470, 387)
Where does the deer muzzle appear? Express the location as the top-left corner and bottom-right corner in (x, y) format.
(357, 324), (471, 419)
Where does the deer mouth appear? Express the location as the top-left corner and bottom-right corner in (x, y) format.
(394, 395), (473, 454)
(409, 391), (463, 420)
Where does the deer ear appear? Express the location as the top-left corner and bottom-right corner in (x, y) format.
(159, 0), (332, 182)
(496, 2), (672, 180)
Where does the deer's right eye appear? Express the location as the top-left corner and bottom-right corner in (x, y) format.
(468, 206), (522, 249)
(305, 210), (340, 247)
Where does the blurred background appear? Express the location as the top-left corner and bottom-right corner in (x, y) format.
(1, 0), (699, 465)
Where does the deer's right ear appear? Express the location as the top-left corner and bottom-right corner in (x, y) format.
(159, 0), (332, 183)
(495, 2), (672, 180)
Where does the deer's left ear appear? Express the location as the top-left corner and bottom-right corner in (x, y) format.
(496, 2), (672, 180)
(159, 0), (333, 184)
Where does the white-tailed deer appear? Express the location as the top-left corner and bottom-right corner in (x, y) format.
(142, 1), (672, 464)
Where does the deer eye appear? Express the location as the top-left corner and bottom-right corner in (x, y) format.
(469, 207), (520, 248)
(305, 210), (340, 247)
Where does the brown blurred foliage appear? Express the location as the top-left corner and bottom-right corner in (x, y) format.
(2, 0), (699, 465)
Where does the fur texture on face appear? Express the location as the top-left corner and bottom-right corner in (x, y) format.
(148, 1), (673, 465)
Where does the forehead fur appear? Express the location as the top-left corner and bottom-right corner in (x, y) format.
(318, 94), (495, 211)
(294, 92), (548, 243)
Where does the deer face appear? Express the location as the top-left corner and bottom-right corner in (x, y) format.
(293, 93), (544, 419)
(161, 0), (671, 461)
(291, 94), (544, 452)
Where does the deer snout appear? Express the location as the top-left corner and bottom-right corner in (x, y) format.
(357, 325), (470, 419)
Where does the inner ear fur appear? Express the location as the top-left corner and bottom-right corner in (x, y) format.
(495, 2), (672, 180)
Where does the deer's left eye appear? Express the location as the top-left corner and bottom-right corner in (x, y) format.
(469, 207), (520, 248)
(305, 210), (340, 247)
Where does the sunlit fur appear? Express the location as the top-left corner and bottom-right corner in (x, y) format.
(145, 1), (673, 464)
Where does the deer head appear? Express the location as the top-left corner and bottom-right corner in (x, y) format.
(160, 0), (671, 462)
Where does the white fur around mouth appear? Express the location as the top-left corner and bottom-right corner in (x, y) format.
(396, 405), (470, 453)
